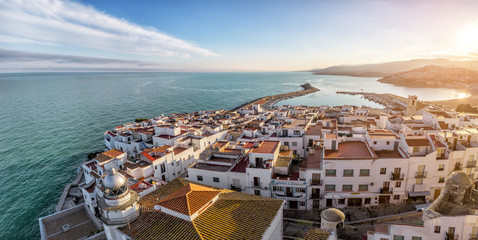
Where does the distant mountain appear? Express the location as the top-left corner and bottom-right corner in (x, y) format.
(378, 65), (478, 92)
(310, 59), (478, 77)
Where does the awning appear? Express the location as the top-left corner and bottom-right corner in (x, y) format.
(408, 191), (430, 197)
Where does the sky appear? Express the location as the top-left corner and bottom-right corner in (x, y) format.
(1, 0), (478, 72)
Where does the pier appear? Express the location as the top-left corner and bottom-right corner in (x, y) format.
(232, 83), (319, 111)
(336, 91), (407, 109)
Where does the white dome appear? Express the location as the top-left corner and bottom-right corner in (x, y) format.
(103, 169), (126, 190)
(321, 208), (345, 222)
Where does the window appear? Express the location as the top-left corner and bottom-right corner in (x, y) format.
(359, 169), (370, 176)
(434, 226), (440, 233)
(213, 177), (219, 183)
(325, 184), (335, 191)
(160, 163), (166, 173)
(342, 185), (353, 191)
(393, 195), (400, 200)
(295, 188), (306, 193)
(292, 141), (298, 146)
(438, 164), (445, 171)
(411, 237), (421, 240)
(386, 141), (390, 145)
(439, 177), (445, 183)
(254, 190), (260, 195)
(393, 235), (404, 240)
(343, 169), (354, 177)
(338, 198), (345, 204)
(197, 175), (203, 181)
(358, 184), (368, 191)
(294, 130), (300, 135)
(284, 141), (289, 146)
(380, 168), (386, 174)
(300, 201), (305, 206)
(325, 169), (336, 176)
(373, 141), (377, 145)
(273, 186), (283, 191)
(364, 198), (371, 204)
(395, 181), (401, 188)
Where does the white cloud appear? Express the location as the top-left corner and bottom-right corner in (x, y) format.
(0, 0), (221, 58)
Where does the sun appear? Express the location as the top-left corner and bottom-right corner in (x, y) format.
(456, 21), (478, 54)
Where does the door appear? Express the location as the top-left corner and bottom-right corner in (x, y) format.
(379, 195), (390, 204)
(253, 177), (260, 187)
(394, 141), (399, 151)
(289, 201), (298, 209)
(326, 199), (333, 207)
(309, 139), (314, 147)
(312, 188), (320, 199)
(286, 187), (292, 197)
(434, 189), (441, 199)
(332, 140), (337, 151)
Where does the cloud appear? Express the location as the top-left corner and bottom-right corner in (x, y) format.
(0, 48), (171, 71)
(0, 0), (221, 58)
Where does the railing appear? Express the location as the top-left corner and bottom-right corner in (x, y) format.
(380, 187), (393, 194)
(230, 185), (241, 191)
(391, 173), (404, 180)
(310, 179), (322, 186)
(415, 171), (427, 178)
(251, 181), (262, 188)
(445, 233), (458, 240)
(469, 233), (478, 240)
(467, 161), (477, 168)
(311, 193), (321, 199)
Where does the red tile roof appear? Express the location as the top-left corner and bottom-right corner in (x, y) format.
(158, 183), (220, 216)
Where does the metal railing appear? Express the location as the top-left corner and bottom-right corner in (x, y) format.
(415, 171), (427, 178)
(391, 173), (404, 180)
(380, 187), (393, 194)
(310, 179), (322, 186)
(445, 233), (458, 240)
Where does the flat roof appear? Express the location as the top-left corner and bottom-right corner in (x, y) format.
(194, 163), (230, 172)
(324, 141), (376, 160)
(306, 124), (322, 135)
(251, 140), (280, 154)
(375, 150), (405, 159)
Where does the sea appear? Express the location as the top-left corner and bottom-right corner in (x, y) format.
(0, 72), (468, 239)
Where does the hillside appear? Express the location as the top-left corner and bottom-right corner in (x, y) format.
(310, 59), (478, 77)
(377, 65), (478, 92)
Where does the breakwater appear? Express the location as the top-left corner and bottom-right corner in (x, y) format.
(232, 83), (319, 111)
(336, 91), (406, 109)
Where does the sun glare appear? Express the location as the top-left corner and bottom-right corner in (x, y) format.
(456, 21), (478, 54)
(456, 92), (470, 99)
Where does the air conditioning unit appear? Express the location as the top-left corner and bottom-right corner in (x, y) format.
(62, 224), (70, 232)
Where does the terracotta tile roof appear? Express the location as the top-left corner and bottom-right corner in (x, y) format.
(438, 121), (449, 130)
(193, 192), (283, 240)
(251, 140), (280, 154)
(103, 149), (124, 158)
(157, 183), (220, 216)
(303, 228), (331, 240)
(129, 179), (284, 240)
(120, 211), (200, 240)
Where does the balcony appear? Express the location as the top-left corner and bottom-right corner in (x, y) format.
(445, 233), (458, 240)
(467, 161), (477, 168)
(251, 181), (263, 188)
(311, 193), (321, 199)
(230, 185), (241, 191)
(391, 173), (404, 181)
(415, 171), (427, 178)
(380, 187), (393, 194)
(310, 179), (322, 186)
(470, 233), (478, 240)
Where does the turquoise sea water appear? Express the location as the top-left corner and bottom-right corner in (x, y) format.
(0, 72), (467, 239)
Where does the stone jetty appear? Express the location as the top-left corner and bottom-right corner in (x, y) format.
(232, 83), (319, 111)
